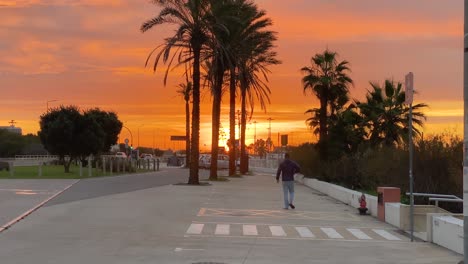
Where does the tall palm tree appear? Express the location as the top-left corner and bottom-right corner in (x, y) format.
(301, 50), (353, 160)
(204, 0), (240, 180)
(357, 79), (427, 146)
(238, 17), (280, 174)
(141, 0), (217, 184)
(176, 81), (192, 168)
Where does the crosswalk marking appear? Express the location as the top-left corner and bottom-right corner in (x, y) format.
(320, 228), (344, 239)
(372, 229), (401, 241)
(215, 224), (230, 235)
(295, 227), (315, 238)
(269, 226), (286, 237)
(243, 225), (258, 236)
(186, 223), (405, 242)
(186, 223), (204, 234)
(347, 228), (372, 240)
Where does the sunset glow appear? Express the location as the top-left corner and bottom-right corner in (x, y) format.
(0, 0), (463, 150)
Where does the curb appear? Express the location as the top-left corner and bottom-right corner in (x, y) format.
(0, 179), (81, 233)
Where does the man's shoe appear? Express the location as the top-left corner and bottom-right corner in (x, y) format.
(289, 203), (295, 209)
(283, 207), (289, 210)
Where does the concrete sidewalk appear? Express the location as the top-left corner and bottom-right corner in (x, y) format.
(0, 169), (462, 264)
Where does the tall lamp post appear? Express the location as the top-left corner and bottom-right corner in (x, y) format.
(46, 100), (58, 112)
(463, 0), (468, 261)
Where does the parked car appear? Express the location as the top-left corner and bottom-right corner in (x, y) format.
(115, 152), (127, 158)
(198, 154), (229, 169)
(140, 153), (154, 160)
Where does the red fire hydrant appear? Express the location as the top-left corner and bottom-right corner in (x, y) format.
(358, 193), (368, 215)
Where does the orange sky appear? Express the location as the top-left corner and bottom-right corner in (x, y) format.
(0, 0), (464, 151)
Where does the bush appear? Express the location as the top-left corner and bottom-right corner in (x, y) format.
(291, 133), (462, 212)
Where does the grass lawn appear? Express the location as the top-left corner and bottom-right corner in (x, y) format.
(0, 165), (154, 179)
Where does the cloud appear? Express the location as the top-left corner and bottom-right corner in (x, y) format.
(0, 0), (124, 7)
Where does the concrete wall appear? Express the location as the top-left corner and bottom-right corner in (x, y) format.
(295, 176), (378, 217)
(432, 215), (463, 255)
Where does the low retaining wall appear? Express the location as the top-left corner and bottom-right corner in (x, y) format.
(294, 175), (378, 217)
(432, 215), (463, 255)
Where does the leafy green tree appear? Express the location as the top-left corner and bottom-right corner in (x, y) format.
(39, 106), (83, 172)
(84, 108), (122, 153)
(39, 106), (122, 172)
(253, 139), (267, 158)
(0, 130), (25, 157)
(357, 80), (427, 146)
(141, 0), (221, 184)
(301, 50), (353, 160)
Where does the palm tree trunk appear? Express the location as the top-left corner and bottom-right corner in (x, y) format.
(210, 90), (221, 180)
(228, 67), (236, 176)
(319, 88), (328, 160)
(210, 66), (224, 180)
(189, 42), (201, 185)
(240, 85), (248, 174)
(185, 99), (190, 168)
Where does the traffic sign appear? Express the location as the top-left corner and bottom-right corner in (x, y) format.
(124, 138), (129, 148)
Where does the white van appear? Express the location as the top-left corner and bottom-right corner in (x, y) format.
(198, 154), (229, 169)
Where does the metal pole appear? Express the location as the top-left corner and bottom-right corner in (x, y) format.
(409, 103), (414, 242)
(463, 0), (468, 260)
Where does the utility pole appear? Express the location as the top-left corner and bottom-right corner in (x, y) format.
(267, 117), (273, 152)
(463, 0), (468, 261)
(253, 121), (257, 143)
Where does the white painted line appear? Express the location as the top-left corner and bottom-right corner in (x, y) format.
(295, 227), (315, 238)
(215, 224), (230, 235)
(0, 180), (80, 233)
(347, 228), (372, 240)
(186, 224), (204, 235)
(321, 228), (343, 239)
(243, 225), (258, 236)
(174, 247), (205, 252)
(372, 229), (401, 241)
(269, 226), (286, 237)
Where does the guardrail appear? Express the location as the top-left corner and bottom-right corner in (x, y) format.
(14, 155), (58, 160)
(406, 192), (463, 208)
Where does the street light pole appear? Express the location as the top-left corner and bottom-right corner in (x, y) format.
(253, 121), (257, 143)
(463, 0), (468, 261)
(46, 100), (58, 112)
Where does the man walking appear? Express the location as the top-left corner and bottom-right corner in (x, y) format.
(276, 153), (300, 209)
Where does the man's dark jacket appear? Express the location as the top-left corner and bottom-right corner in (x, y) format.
(276, 159), (301, 182)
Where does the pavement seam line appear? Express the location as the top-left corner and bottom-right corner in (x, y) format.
(0, 179), (81, 233)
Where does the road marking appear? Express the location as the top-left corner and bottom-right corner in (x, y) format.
(215, 224), (230, 235)
(186, 224), (204, 235)
(347, 228), (372, 240)
(243, 225), (258, 236)
(321, 228), (343, 239)
(295, 227), (315, 238)
(269, 225), (286, 237)
(373, 229), (401, 241)
(174, 247), (205, 252)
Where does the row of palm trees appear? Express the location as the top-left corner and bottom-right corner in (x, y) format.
(141, 0), (279, 184)
(302, 50), (428, 161)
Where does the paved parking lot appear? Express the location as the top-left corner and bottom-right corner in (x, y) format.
(0, 179), (78, 230)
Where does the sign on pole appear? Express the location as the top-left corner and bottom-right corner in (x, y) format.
(405, 72), (414, 105)
(124, 138), (129, 148)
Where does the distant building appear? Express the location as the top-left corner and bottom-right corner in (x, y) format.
(0, 125), (22, 135)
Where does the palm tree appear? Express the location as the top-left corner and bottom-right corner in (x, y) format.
(301, 50), (353, 160)
(238, 28), (280, 173)
(204, 0), (241, 180)
(357, 80), (427, 146)
(141, 0), (217, 184)
(176, 81), (192, 168)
